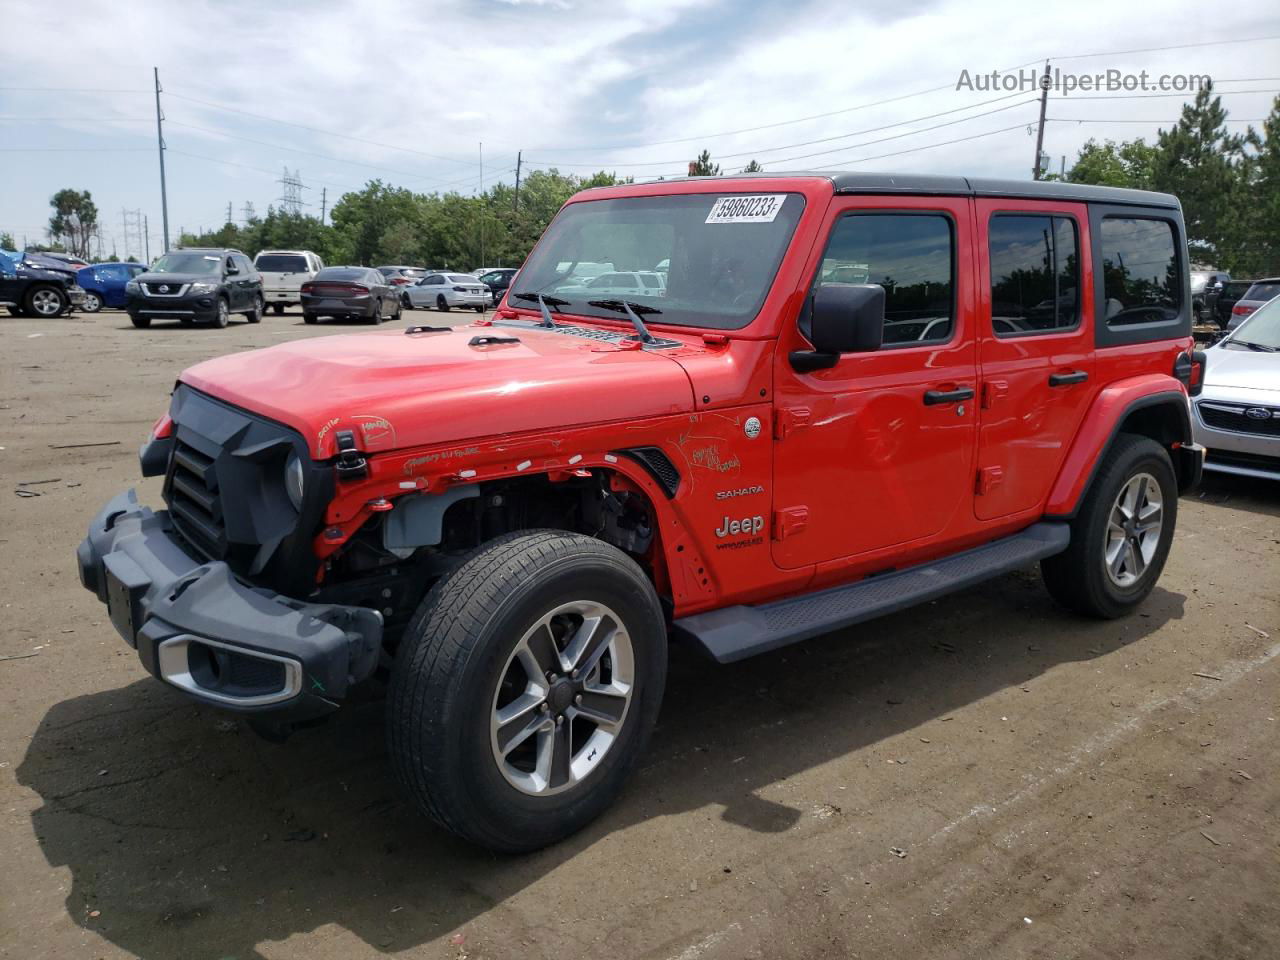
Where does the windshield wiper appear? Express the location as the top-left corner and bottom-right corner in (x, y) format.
(1227, 338), (1277, 352)
(587, 299), (661, 344)
(512, 291), (568, 328)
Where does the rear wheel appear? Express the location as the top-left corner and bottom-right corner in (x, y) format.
(1041, 433), (1177, 619)
(81, 292), (102, 313)
(26, 285), (67, 318)
(272, 303), (285, 315)
(303, 312), (319, 325)
(391, 297), (403, 322)
(245, 294), (263, 323)
(129, 314), (151, 329)
(368, 300), (383, 324)
(474, 305), (485, 313)
(388, 531), (667, 852)
(436, 294), (450, 312)
(402, 291), (414, 310)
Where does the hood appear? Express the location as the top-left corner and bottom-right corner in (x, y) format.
(1203, 345), (1280, 396)
(179, 323), (698, 458)
(136, 271), (217, 285)
(17, 263), (73, 284)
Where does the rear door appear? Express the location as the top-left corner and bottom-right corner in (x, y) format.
(771, 197), (979, 569)
(974, 199), (1095, 520)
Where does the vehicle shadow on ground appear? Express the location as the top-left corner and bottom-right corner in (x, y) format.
(17, 573), (1184, 959)
(1188, 472), (1280, 519)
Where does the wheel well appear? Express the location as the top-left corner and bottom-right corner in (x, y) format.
(1115, 398), (1190, 449)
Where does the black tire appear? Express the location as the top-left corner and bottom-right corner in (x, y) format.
(245, 294), (263, 323)
(81, 292), (103, 313)
(388, 530), (667, 852)
(5, 305), (22, 317)
(213, 297), (230, 328)
(272, 303), (285, 315)
(367, 300), (383, 324)
(391, 298), (403, 322)
(474, 305), (485, 313)
(402, 292), (414, 310)
(25, 284), (67, 318)
(129, 314), (151, 329)
(1041, 433), (1178, 619)
(303, 312), (319, 325)
(436, 294), (450, 312)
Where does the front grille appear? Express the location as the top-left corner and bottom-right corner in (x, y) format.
(1198, 402), (1280, 437)
(166, 438), (226, 560)
(142, 282), (189, 296)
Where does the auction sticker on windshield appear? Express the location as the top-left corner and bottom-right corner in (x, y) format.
(706, 195), (786, 224)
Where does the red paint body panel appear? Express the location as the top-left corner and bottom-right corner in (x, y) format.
(181, 325), (698, 459)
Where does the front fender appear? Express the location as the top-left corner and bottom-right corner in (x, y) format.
(1045, 374), (1191, 517)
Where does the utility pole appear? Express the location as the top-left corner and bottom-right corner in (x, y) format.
(226, 201), (233, 225)
(1032, 60), (1050, 180)
(478, 141), (485, 268)
(320, 187), (327, 225)
(144, 215), (150, 263)
(154, 67), (170, 253)
(513, 150), (522, 212)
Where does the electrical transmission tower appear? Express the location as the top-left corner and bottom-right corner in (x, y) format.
(241, 201), (256, 224)
(276, 167), (307, 215)
(121, 208), (145, 261)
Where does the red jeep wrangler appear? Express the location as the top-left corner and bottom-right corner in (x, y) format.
(77, 174), (1204, 851)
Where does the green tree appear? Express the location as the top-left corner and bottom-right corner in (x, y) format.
(1064, 138), (1155, 189)
(742, 159), (764, 173)
(0, 230), (13, 250)
(689, 150), (721, 176)
(48, 188), (99, 259)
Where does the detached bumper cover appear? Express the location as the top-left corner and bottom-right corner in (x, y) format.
(77, 490), (382, 718)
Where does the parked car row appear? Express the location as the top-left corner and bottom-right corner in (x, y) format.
(0, 250), (87, 317)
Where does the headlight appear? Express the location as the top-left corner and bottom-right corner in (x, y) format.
(188, 281), (218, 294)
(125, 280), (140, 294)
(284, 453), (305, 511)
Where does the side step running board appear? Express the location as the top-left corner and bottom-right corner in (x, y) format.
(673, 522), (1070, 663)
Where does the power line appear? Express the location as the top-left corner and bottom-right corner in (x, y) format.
(1048, 116), (1268, 123)
(1051, 34), (1280, 62)
(1052, 87), (1280, 101)
(812, 121), (1031, 169)
(0, 147), (150, 152)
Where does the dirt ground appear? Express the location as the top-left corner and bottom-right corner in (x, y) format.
(2, 307), (1278, 960)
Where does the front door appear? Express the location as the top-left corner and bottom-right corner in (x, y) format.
(973, 199), (1096, 520)
(771, 198), (979, 570)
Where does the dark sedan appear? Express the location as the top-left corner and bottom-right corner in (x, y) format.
(478, 267), (518, 306)
(300, 267), (402, 324)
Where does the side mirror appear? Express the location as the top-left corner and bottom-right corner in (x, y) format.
(791, 283), (884, 371)
(226, 265), (239, 276)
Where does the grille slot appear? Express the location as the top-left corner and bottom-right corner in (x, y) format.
(166, 438), (226, 560)
(1198, 402), (1280, 437)
(617, 446), (681, 497)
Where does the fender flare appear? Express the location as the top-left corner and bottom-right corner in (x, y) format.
(1045, 375), (1192, 518)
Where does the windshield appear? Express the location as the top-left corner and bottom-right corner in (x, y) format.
(255, 254), (309, 272)
(1226, 296), (1280, 350)
(151, 252), (222, 275)
(1243, 281), (1280, 302)
(514, 192), (805, 329)
(447, 274), (478, 284)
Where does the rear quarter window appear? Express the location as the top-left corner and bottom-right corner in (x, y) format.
(1090, 206), (1190, 347)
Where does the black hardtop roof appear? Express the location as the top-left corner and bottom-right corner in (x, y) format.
(171, 246), (246, 255)
(610, 171), (1180, 209)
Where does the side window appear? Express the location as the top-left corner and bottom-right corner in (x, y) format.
(237, 255), (255, 274)
(225, 257), (236, 273)
(814, 213), (954, 346)
(988, 214), (1079, 336)
(426, 274), (443, 285)
(1098, 217), (1180, 325)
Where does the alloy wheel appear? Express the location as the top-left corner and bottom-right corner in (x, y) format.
(1104, 472), (1163, 587)
(489, 600), (634, 796)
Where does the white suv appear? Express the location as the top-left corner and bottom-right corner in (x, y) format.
(253, 250), (324, 314)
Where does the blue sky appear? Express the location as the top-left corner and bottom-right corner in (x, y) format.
(2, 0), (1278, 259)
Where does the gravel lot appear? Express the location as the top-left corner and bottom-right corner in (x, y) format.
(2, 307), (1278, 960)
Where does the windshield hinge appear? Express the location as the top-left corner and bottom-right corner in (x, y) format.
(334, 430), (368, 482)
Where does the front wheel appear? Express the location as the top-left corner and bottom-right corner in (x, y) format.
(81, 292), (102, 313)
(388, 530), (667, 852)
(129, 314), (151, 329)
(1041, 433), (1177, 619)
(26, 285), (67, 318)
(213, 297), (230, 328)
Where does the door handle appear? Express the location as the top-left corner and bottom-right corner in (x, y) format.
(923, 386), (975, 406)
(1048, 370), (1089, 387)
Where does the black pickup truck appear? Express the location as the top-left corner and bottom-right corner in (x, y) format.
(0, 253), (86, 317)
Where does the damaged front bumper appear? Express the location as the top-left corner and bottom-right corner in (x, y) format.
(76, 490), (382, 721)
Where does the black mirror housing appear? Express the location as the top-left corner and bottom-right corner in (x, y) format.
(792, 283), (884, 371)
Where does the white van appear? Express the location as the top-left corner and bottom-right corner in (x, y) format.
(253, 250), (325, 313)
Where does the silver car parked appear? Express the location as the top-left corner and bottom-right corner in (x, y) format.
(1192, 296), (1280, 480)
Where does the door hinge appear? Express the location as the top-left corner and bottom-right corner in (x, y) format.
(773, 506), (809, 541)
(981, 380), (1008, 410)
(975, 466), (1004, 495)
(773, 407), (811, 440)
